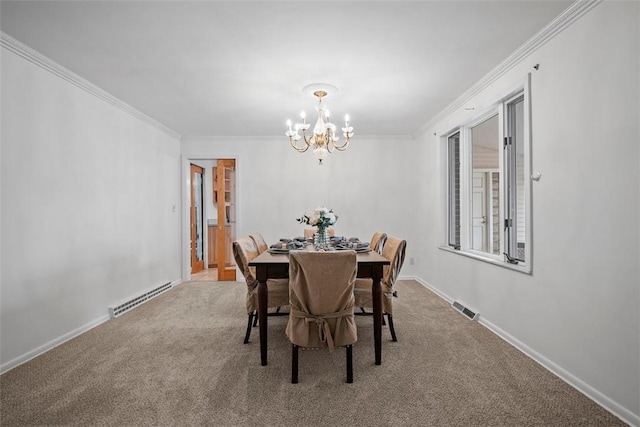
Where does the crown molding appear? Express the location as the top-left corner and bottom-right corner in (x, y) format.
(181, 134), (414, 142)
(1, 31), (181, 140)
(413, 0), (602, 138)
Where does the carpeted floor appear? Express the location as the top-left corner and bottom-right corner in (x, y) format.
(0, 280), (626, 426)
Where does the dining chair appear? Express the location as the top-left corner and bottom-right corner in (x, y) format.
(354, 236), (407, 342)
(303, 227), (336, 239)
(286, 250), (358, 384)
(249, 232), (268, 254)
(369, 231), (387, 254)
(232, 236), (289, 344)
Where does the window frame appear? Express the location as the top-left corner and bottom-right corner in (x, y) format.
(504, 92), (527, 263)
(447, 131), (461, 249)
(441, 75), (532, 274)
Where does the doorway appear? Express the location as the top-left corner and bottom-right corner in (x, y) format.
(184, 158), (237, 282)
(190, 164), (205, 274)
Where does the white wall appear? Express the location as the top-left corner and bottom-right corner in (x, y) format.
(181, 135), (420, 273)
(0, 46), (182, 371)
(1, 1), (637, 423)
(415, 2), (639, 423)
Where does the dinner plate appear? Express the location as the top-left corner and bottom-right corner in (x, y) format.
(267, 248), (289, 254)
(336, 246), (371, 253)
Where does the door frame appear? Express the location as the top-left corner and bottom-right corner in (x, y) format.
(180, 154), (240, 282)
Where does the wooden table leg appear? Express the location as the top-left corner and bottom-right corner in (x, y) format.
(371, 264), (383, 365)
(257, 275), (268, 366)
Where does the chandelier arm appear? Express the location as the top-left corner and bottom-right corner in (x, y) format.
(322, 132), (334, 153)
(333, 136), (350, 151)
(303, 133), (314, 147)
(289, 135), (311, 152)
(326, 142), (334, 153)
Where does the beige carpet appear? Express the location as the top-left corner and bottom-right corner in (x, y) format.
(0, 280), (626, 426)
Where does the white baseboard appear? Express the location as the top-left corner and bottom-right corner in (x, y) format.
(479, 316), (639, 426)
(1, 278), (184, 375)
(0, 314), (110, 375)
(405, 275), (639, 427)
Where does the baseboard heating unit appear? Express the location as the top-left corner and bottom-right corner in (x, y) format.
(451, 300), (480, 321)
(108, 282), (172, 318)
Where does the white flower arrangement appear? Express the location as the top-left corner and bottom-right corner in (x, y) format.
(296, 206), (338, 228)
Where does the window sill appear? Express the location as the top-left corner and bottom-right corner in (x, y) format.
(439, 246), (532, 275)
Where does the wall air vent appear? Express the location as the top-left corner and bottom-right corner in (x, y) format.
(451, 300), (479, 321)
(108, 282), (172, 318)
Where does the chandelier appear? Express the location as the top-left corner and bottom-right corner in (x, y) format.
(285, 85), (353, 165)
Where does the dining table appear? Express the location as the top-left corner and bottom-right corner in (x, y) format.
(249, 246), (390, 366)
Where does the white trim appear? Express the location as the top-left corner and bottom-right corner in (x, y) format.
(0, 314), (109, 374)
(0, 31), (181, 140)
(410, 276), (638, 426)
(413, 0), (602, 138)
(480, 317), (639, 427)
(181, 134), (414, 143)
(0, 279), (182, 375)
(438, 245), (532, 274)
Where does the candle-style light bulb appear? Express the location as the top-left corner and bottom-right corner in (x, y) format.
(287, 119), (292, 131)
(300, 111), (306, 123)
(344, 114), (350, 124)
(325, 110), (330, 121)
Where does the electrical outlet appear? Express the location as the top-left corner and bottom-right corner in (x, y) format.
(409, 257), (415, 265)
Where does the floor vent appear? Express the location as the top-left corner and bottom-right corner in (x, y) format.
(452, 300), (479, 321)
(108, 282), (172, 318)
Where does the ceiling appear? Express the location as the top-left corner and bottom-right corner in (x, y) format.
(0, 1), (572, 139)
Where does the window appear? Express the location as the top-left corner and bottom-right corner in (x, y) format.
(504, 94), (526, 262)
(447, 132), (461, 249)
(444, 83), (531, 272)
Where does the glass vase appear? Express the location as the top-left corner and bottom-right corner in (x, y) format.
(314, 226), (330, 250)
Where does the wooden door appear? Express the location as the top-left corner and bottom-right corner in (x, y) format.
(190, 164), (205, 274)
(214, 159), (236, 281)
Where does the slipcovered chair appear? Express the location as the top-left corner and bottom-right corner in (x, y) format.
(369, 231), (387, 254)
(232, 236), (289, 344)
(286, 251), (358, 384)
(249, 232), (268, 254)
(354, 236), (407, 342)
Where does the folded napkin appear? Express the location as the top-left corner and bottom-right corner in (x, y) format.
(293, 236), (306, 242)
(335, 241), (370, 249)
(279, 238), (292, 243)
(287, 241), (306, 249)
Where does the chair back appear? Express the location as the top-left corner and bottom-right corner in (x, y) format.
(370, 232), (387, 254)
(286, 251), (357, 349)
(381, 236), (407, 290)
(232, 237), (259, 289)
(249, 233), (268, 254)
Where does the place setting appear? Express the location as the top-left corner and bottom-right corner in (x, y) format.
(268, 237), (308, 254)
(268, 236), (371, 254)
